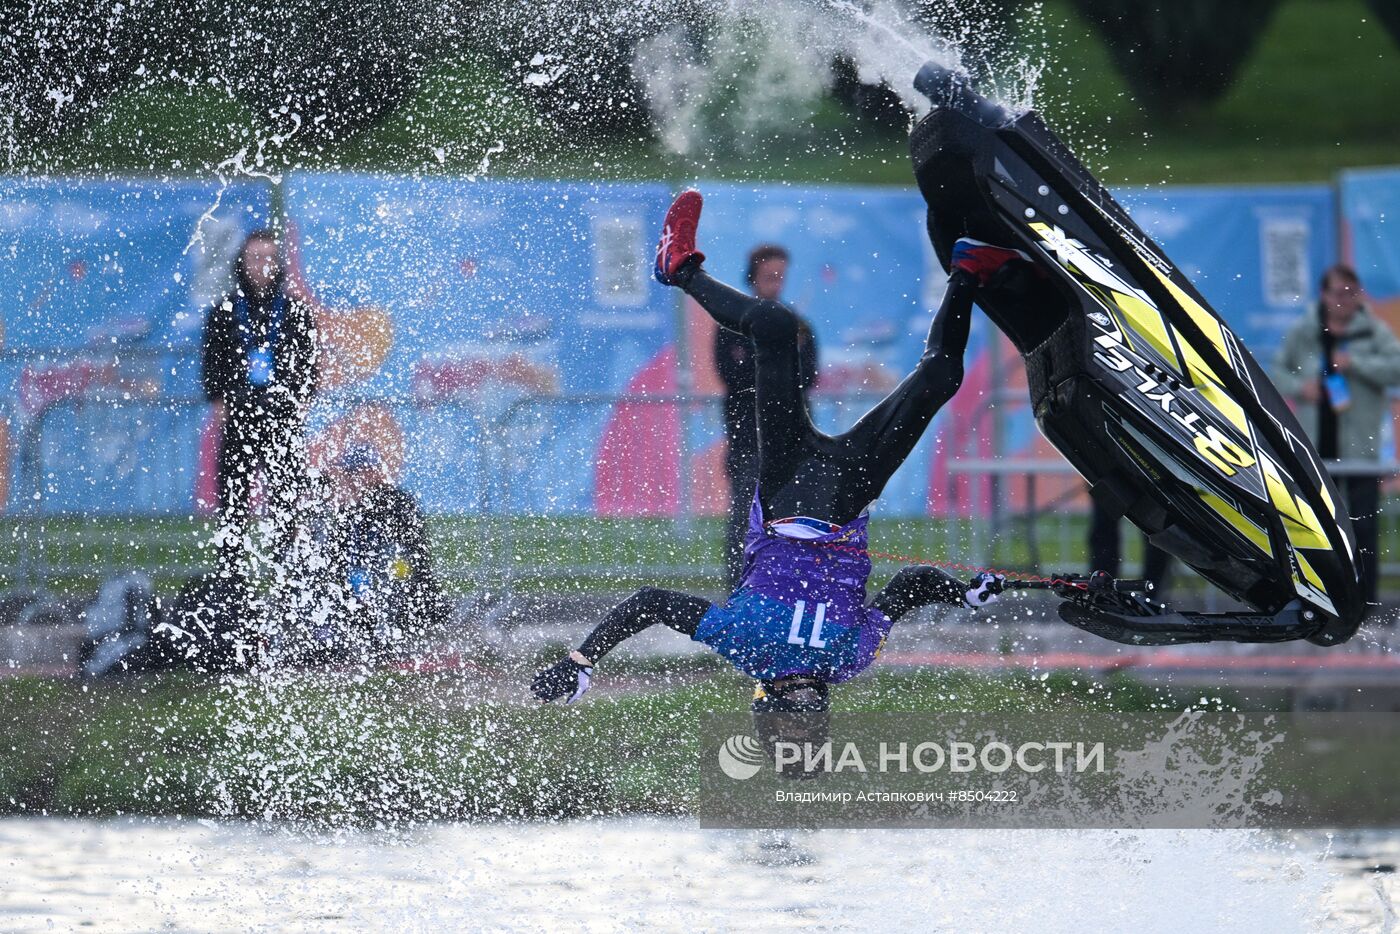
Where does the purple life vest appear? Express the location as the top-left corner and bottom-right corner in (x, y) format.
(709, 489), (894, 683)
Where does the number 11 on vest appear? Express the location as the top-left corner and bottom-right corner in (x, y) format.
(787, 601), (829, 649)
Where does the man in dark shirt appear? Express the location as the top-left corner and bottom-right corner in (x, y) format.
(200, 229), (318, 570)
(715, 244), (819, 590)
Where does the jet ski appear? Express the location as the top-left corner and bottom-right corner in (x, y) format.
(909, 63), (1364, 646)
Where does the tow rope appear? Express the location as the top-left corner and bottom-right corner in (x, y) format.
(810, 539), (1090, 591)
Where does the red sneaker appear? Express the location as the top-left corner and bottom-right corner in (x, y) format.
(951, 237), (1031, 285)
(654, 189), (705, 285)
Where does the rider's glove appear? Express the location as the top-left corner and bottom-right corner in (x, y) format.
(964, 572), (1006, 609)
(531, 652), (594, 704)
(951, 238), (1031, 286)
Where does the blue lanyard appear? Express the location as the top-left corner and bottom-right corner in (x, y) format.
(233, 293), (287, 358)
(1320, 336), (1348, 375)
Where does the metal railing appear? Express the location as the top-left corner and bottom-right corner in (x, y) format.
(11, 393), (213, 587)
(483, 393), (728, 594)
(5, 387), (1398, 607)
(5, 391), (736, 593)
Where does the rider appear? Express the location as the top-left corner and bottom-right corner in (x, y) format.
(531, 190), (1027, 727)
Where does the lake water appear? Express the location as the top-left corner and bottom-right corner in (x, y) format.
(3, 817), (1399, 932)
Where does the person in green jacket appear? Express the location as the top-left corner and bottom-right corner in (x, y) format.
(1274, 264), (1400, 607)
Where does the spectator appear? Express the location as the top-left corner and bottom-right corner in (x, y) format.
(200, 229), (318, 569)
(1274, 263), (1400, 607)
(306, 443), (447, 661)
(715, 244), (819, 590)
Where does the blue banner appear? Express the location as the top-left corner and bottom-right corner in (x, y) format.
(283, 175), (679, 514)
(0, 178), (272, 513)
(0, 179), (273, 352)
(0, 173), (1359, 518)
(1121, 184), (1338, 351)
(1341, 168), (1400, 300)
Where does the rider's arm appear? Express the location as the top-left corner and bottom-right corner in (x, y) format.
(869, 565), (1003, 622)
(579, 587), (708, 660)
(531, 588), (711, 703)
(838, 270), (976, 474)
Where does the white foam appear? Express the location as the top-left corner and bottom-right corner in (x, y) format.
(632, 0), (1044, 157)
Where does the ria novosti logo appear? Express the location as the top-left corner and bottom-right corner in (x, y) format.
(717, 735), (765, 780)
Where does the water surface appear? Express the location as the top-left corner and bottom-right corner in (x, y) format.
(1, 817), (1395, 932)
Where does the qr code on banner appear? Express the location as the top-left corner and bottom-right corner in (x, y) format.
(591, 214), (646, 307)
(1260, 216), (1311, 308)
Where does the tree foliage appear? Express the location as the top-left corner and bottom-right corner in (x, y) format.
(1068, 0), (1284, 118)
(0, 0), (450, 152)
(1366, 0), (1400, 49)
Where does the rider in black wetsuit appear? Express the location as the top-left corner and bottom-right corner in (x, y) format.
(533, 190), (1027, 719)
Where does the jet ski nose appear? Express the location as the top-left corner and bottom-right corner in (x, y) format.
(913, 62), (1013, 128)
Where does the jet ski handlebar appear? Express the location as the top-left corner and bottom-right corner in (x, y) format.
(913, 62), (1013, 128)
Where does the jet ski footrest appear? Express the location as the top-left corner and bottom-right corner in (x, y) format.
(1057, 599), (1325, 646)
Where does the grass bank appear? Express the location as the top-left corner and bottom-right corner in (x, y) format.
(0, 666), (1213, 825)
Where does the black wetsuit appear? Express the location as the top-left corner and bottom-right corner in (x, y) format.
(716, 309), (818, 590)
(575, 264), (978, 666)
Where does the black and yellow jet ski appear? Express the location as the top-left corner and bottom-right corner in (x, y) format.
(909, 63), (1365, 646)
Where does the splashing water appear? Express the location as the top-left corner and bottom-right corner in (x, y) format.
(632, 0), (1044, 158)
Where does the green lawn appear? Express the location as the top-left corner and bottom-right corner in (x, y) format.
(0, 513), (1124, 597)
(1027, 0), (1400, 185)
(6, 506), (1396, 601)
